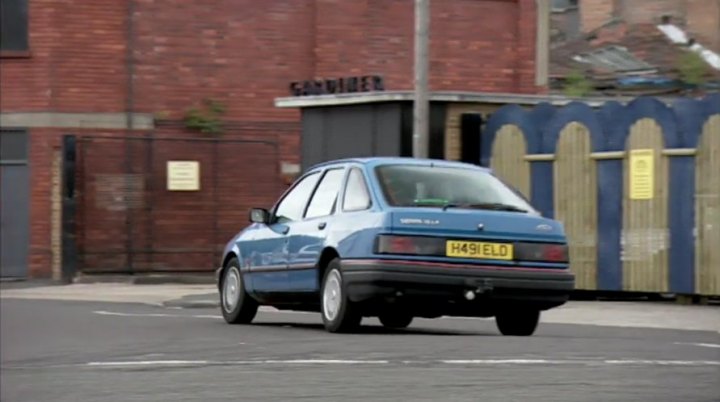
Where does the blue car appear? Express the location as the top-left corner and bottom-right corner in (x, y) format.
(217, 157), (575, 334)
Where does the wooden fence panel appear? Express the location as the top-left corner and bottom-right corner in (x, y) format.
(490, 124), (530, 198)
(696, 114), (720, 296)
(622, 118), (669, 292)
(554, 122), (598, 290)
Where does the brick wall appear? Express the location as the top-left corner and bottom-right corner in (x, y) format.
(616, 0), (686, 25)
(312, 0), (540, 94)
(687, 0), (720, 49)
(1, 0), (540, 277)
(74, 134), (282, 273)
(580, 0), (615, 32)
(3, 0), (540, 116)
(20, 127), (289, 277)
(0, 0), (129, 112)
(27, 129), (61, 278)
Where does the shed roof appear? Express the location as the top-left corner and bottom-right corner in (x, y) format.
(274, 90), (681, 109)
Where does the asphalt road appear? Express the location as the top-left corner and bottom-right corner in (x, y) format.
(2, 298), (719, 402)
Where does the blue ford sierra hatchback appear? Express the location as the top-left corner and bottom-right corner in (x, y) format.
(217, 157), (575, 334)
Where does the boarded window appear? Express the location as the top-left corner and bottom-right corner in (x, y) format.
(0, 129), (28, 161)
(0, 0), (29, 52)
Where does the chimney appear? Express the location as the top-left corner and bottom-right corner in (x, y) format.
(686, 0), (720, 49)
(580, 0), (615, 32)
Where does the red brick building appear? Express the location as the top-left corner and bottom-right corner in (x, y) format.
(0, 0), (546, 279)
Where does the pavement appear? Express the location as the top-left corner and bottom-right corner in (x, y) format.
(2, 282), (719, 332)
(1, 282), (720, 401)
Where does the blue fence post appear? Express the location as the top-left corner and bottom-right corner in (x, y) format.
(528, 104), (557, 218)
(595, 101), (627, 291)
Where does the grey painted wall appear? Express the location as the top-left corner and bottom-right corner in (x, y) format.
(300, 102), (446, 170)
(0, 129), (30, 278)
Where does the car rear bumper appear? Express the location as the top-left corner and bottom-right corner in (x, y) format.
(341, 259), (575, 313)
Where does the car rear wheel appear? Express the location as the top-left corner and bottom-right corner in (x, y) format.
(321, 259), (361, 333)
(378, 311), (413, 329)
(220, 258), (258, 324)
(495, 308), (540, 336)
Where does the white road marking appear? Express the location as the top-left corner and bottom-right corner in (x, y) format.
(259, 306), (315, 315)
(87, 360), (210, 367)
(86, 359), (390, 367)
(93, 310), (221, 319)
(84, 359), (720, 368)
(603, 360), (720, 366)
(92, 308), (308, 319)
(445, 359), (720, 366)
(442, 359), (573, 365)
(260, 359), (390, 364)
(673, 342), (720, 349)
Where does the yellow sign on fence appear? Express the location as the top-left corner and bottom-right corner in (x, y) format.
(629, 149), (654, 200)
(167, 161), (200, 191)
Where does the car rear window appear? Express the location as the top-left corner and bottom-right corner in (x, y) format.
(375, 164), (536, 212)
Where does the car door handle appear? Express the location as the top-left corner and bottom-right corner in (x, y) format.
(318, 222), (327, 230)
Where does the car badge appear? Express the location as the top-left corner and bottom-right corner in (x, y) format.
(477, 223), (485, 231)
(400, 218), (439, 225)
(536, 224), (553, 232)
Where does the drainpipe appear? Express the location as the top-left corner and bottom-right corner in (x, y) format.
(124, 0), (136, 274)
(126, 0), (135, 132)
(535, 0), (550, 89)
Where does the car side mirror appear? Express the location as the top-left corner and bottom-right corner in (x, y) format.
(249, 208), (271, 224)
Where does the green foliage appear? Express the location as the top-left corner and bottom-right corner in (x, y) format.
(183, 99), (226, 135)
(153, 110), (171, 120)
(562, 70), (593, 97)
(677, 51), (709, 86)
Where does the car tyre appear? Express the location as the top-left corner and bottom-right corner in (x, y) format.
(378, 311), (413, 329)
(220, 258), (258, 325)
(321, 258), (361, 333)
(495, 308), (540, 336)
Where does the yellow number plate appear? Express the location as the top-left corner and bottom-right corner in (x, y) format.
(445, 241), (514, 260)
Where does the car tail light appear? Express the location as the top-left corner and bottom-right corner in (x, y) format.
(515, 242), (569, 263)
(375, 235), (443, 256)
(544, 244), (568, 262)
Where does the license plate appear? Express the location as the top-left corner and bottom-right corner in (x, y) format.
(445, 240), (513, 260)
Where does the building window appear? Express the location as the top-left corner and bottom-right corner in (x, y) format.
(0, 0), (29, 53)
(0, 129), (29, 162)
(552, 0), (578, 11)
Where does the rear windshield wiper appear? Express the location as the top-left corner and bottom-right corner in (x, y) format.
(442, 202), (528, 213)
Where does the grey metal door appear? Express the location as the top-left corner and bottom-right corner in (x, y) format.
(0, 130), (30, 278)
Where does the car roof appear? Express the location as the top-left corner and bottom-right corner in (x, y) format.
(306, 157), (492, 173)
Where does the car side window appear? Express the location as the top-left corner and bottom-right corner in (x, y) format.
(274, 172), (320, 223)
(305, 168), (346, 219)
(342, 168), (371, 211)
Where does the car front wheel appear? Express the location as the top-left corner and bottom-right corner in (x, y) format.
(321, 259), (361, 333)
(220, 258), (258, 324)
(495, 308), (540, 336)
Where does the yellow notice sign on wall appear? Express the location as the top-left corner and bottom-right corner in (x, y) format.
(167, 161), (200, 191)
(629, 149), (654, 200)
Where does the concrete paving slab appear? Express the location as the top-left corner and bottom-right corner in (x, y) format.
(0, 283), (215, 306)
(1, 283), (718, 332)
